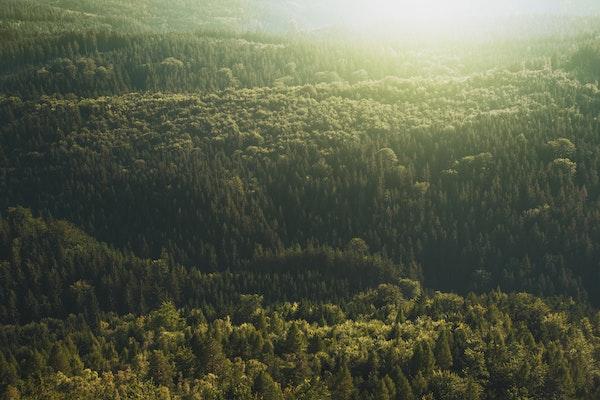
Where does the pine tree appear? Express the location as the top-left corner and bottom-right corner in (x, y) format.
(393, 369), (414, 400)
(308, 335), (325, 353)
(196, 336), (228, 375)
(411, 371), (428, 398)
(382, 375), (396, 399)
(374, 379), (391, 400)
(0, 353), (18, 386)
(331, 364), (355, 400)
(253, 371), (284, 400)
(464, 378), (482, 400)
(49, 342), (70, 373)
(434, 330), (453, 370)
(284, 323), (307, 354)
(545, 344), (575, 398)
(294, 377), (331, 400)
(411, 341), (434, 375)
(148, 350), (174, 387)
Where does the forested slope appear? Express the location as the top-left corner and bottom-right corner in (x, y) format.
(1, 210), (599, 399)
(0, 0), (265, 33)
(2, 29), (585, 99)
(2, 70), (600, 303)
(3, 0), (600, 398)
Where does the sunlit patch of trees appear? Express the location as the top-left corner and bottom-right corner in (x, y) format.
(0, 210), (599, 399)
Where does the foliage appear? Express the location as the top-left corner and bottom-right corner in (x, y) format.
(2, 1), (600, 398)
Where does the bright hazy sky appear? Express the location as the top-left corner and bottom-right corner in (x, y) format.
(289, 0), (600, 37)
(344, 0), (597, 21)
(305, 0), (600, 26)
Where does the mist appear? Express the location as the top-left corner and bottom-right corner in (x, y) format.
(260, 0), (600, 41)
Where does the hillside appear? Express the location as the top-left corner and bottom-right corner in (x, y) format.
(1, 209), (599, 399)
(2, 0), (600, 399)
(3, 71), (600, 303)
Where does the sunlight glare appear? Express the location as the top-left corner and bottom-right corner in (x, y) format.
(340, 0), (568, 26)
(360, 0), (482, 21)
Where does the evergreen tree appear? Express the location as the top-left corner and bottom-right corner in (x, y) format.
(434, 330), (453, 370)
(196, 336), (228, 375)
(374, 379), (391, 400)
(411, 372), (428, 398)
(393, 369), (414, 400)
(331, 364), (355, 400)
(294, 378), (331, 400)
(411, 341), (434, 375)
(284, 323), (307, 354)
(148, 350), (174, 387)
(253, 371), (284, 400)
(49, 342), (70, 373)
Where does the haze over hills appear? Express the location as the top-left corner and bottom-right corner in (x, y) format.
(3, 0), (600, 34)
(2, 1), (600, 399)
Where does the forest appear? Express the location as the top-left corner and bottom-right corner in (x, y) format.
(2, 0), (600, 399)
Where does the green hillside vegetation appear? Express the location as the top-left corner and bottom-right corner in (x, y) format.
(2, 0), (600, 398)
(1, 209), (599, 399)
(0, 0), (264, 34)
(3, 71), (600, 304)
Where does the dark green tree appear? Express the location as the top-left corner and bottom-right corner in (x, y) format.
(253, 371), (284, 400)
(434, 330), (453, 370)
(148, 350), (174, 387)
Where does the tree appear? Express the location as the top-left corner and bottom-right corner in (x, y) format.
(217, 67), (239, 89)
(236, 294), (264, 323)
(346, 238), (369, 256)
(544, 343), (575, 399)
(69, 280), (100, 326)
(551, 158), (577, 176)
(294, 378), (331, 400)
(284, 323), (307, 354)
(174, 346), (197, 378)
(148, 350), (174, 387)
(253, 371), (284, 400)
(351, 69), (369, 83)
(393, 369), (414, 400)
(331, 364), (355, 400)
(149, 300), (184, 331)
(429, 371), (482, 400)
(434, 330), (453, 370)
(377, 148), (398, 169)
(2, 386), (20, 400)
(411, 372), (427, 398)
(195, 336), (228, 375)
(49, 343), (70, 373)
(546, 138), (576, 158)
(374, 378), (391, 400)
(0, 353), (18, 386)
(411, 341), (434, 375)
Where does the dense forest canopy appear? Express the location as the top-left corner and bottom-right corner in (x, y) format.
(2, 0), (600, 399)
